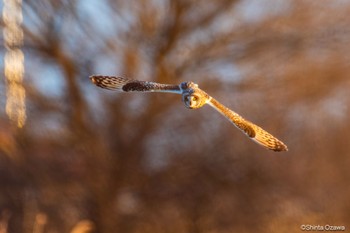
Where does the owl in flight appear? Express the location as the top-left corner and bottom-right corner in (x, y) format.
(90, 75), (288, 152)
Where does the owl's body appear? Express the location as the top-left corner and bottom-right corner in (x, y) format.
(90, 75), (288, 152)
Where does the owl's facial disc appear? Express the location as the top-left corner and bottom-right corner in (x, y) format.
(180, 81), (209, 109)
(183, 93), (205, 109)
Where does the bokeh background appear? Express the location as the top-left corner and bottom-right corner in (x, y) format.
(1, 0), (350, 232)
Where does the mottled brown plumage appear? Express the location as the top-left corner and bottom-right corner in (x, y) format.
(90, 75), (288, 152)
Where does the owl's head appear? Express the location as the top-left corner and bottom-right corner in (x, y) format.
(180, 82), (209, 109)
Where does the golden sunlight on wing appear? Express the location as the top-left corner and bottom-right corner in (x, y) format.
(207, 97), (288, 152)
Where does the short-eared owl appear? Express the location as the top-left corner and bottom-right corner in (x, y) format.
(90, 75), (288, 152)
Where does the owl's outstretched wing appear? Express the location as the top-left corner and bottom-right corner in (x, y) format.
(207, 97), (288, 152)
(90, 76), (288, 151)
(90, 75), (182, 94)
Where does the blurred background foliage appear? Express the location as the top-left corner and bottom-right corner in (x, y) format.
(1, 0), (350, 232)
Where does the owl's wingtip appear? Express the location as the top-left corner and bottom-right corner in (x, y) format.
(272, 144), (288, 152)
(89, 75), (96, 84)
(252, 132), (288, 152)
(269, 138), (289, 152)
